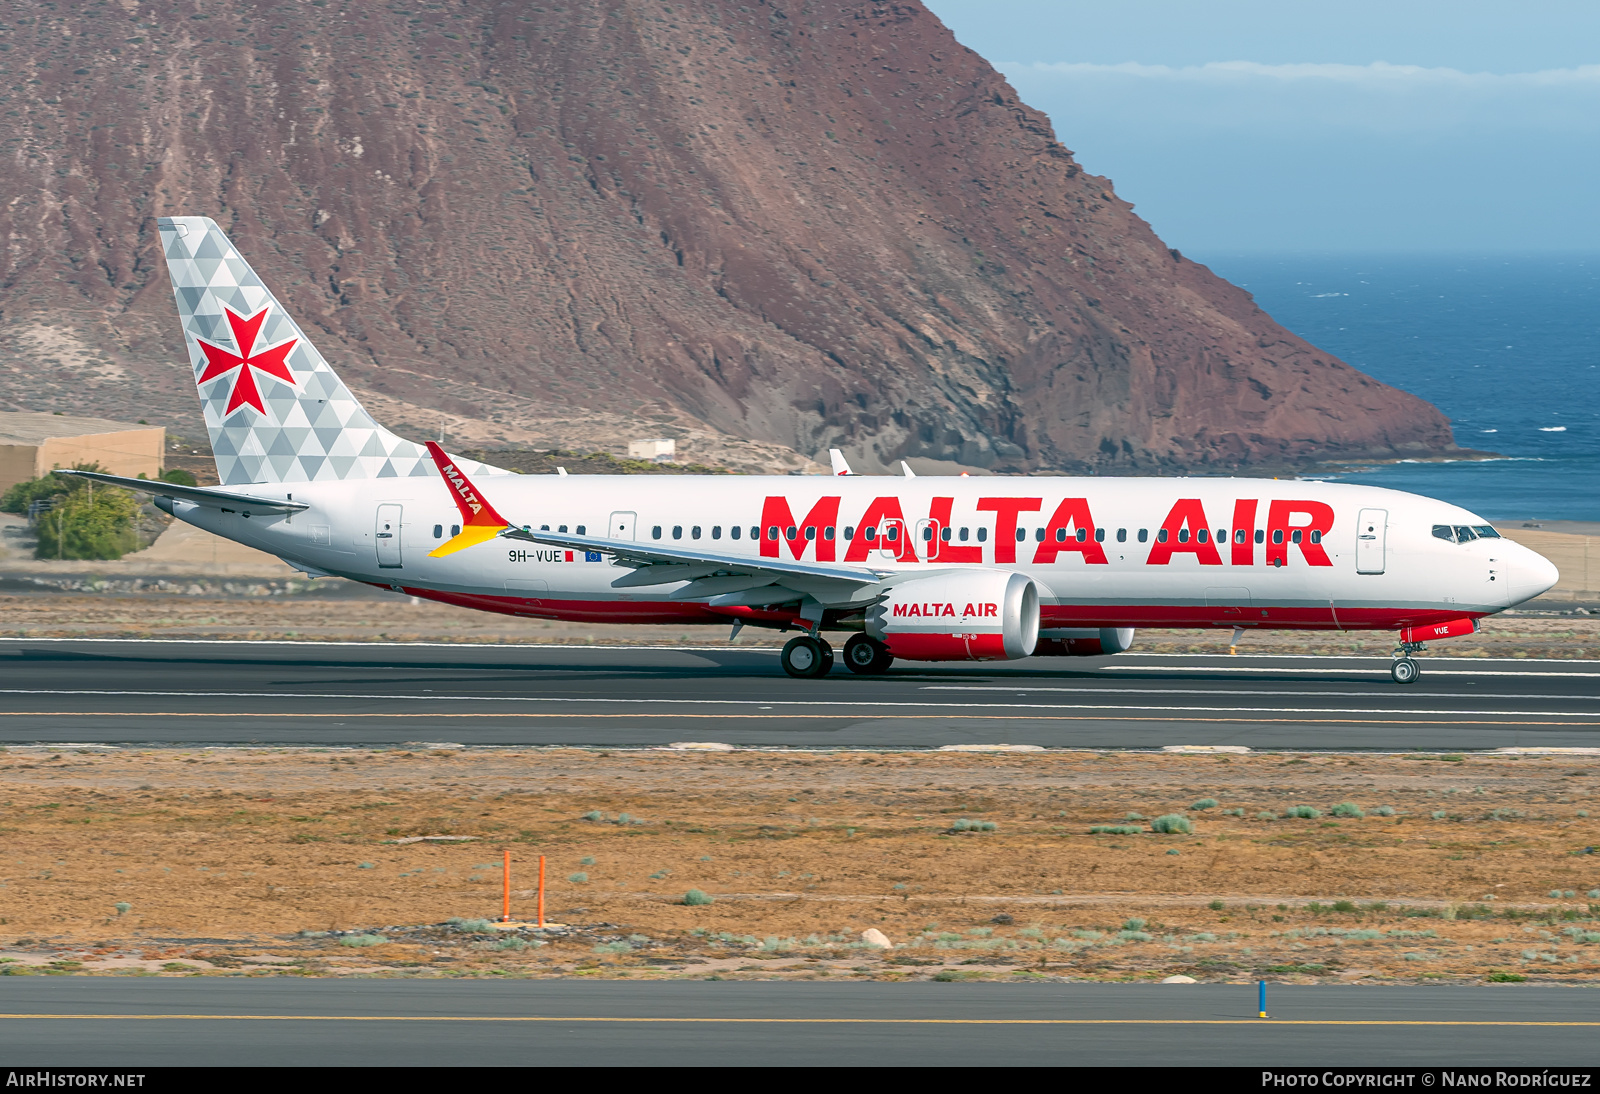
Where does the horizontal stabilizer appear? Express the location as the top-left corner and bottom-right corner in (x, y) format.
(53, 469), (308, 513)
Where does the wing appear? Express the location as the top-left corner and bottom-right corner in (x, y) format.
(502, 526), (894, 604)
(53, 470), (308, 514)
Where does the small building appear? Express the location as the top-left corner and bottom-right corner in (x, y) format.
(0, 412), (165, 493)
(627, 438), (676, 462)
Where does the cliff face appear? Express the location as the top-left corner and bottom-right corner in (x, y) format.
(0, 0), (1459, 471)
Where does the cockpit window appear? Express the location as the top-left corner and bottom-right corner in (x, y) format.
(1433, 524), (1502, 544)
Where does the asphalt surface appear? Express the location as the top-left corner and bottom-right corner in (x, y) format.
(1, 980), (1596, 1066)
(0, 638), (1597, 750)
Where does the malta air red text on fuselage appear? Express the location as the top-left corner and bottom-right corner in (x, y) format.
(759, 494), (1335, 569)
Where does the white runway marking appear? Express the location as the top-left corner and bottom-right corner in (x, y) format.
(923, 686), (1600, 702)
(0, 690), (1594, 719)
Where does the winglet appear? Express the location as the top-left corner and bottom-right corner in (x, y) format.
(828, 449), (853, 476)
(425, 440), (511, 556)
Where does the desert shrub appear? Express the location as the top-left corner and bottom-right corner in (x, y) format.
(448, 918), (494, 934)
(1191, 798), (1219, 811)
(1117, 930), (1153, 942)
(1089, 825), (1142, 835)
(951, 818), (996, 832)
(683, 889), (714, 906)
(1255, 811), (1277, 821)
(568, 872), (588, 883)
(1332, 900), (1357, 913)
(338, 934), (386, 947)
(1432, 811), (1448, 820)
(1208, 900), (1225, 911)
(1123, 918), (1147, 931)
(1125, 812), (1146, 821)
(581, 811), (605, 821)
(1285, 805), (1320, 819)
(32, 480), (142, 560)
(113, 902), (131, 916)
(1373, 806), (1396, 816)
(1489, 808), (1525, 821)
(490, 936), (538, 951)
(1486, 971), (1527, 982)
(1589, 890), (1600, 899)
(1331, 802), (1364, 818)
(593, 940), (632, 954)
(579, 856), (595, 865)
(1151, 813), (1193, 834)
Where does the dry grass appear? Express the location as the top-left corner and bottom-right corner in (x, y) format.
(1, 747), (1596, 983)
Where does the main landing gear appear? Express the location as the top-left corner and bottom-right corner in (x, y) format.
(843, 634), (894, 676)
(780, 634), (895, 678)
(1390, 640), (1426, 685)
(781, 635), (834, 678)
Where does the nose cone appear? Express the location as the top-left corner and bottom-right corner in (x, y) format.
(1505, 543), (1560, 606)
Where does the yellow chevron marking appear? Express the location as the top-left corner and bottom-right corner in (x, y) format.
(427, 524), (507, 557)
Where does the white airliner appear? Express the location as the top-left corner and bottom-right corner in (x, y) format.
(67, 217), (1558, 684)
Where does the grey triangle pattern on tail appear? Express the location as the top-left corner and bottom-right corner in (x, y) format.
(158, 216), (506, 486)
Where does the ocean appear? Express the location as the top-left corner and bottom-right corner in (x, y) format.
(1197, 254), (1600, 522)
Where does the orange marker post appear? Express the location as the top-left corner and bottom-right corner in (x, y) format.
(537, 855), (546, 928)
(501, 849), (511, 922)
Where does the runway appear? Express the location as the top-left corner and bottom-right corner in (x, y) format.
(0, 638), (1597, 749)
(1, 980), (1596, 1066)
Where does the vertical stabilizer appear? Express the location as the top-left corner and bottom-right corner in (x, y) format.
(158, 216), (499, 486)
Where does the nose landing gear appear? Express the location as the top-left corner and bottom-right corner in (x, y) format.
(1390, 639), (1426, 684)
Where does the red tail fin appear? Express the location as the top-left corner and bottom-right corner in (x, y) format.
(426, 440), (509, 528)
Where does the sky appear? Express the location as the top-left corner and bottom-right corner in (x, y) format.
(924, 1), (1600, 254)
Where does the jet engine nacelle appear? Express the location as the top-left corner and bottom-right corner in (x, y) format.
(866, 570), (1039, 661)
(1033, 627), (1137, 657)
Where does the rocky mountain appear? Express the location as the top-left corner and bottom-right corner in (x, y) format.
(0, 0), (1461, 472)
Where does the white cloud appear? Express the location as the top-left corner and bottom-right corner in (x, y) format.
(1008, 60), (1600, 87)
(998, 59), (1600, 134)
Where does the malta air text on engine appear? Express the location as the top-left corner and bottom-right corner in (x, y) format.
(757, 495), (1336, 567)
(891, 602), (1001, 619)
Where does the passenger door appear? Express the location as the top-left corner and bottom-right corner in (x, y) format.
(375, 504), (403, 569)
(1356, 508), (1387, 574)
(608, 511), (636, 541)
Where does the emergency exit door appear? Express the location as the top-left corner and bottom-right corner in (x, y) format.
(1356, 508), (1386, 574)
(375, 504), (403, 569)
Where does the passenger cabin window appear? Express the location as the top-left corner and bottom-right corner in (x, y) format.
(824, 526), (835, 540)
(786, 526), (798, 541)
(691, 526), (702, 540)
(750, 526), (760, 540)
(977, 527), (988, 543)
(1234, 529), (1247, 544)
(804, 526), (816, 541)
(712, 526), (722, 540)
(1157, 529), (1168, 543)
(1291, 530), (1303, 544)
(958, 527), (969, 542)
(1255, 529), (1265, 544)
(1015, 528), (1026, 542)
(886, 526), (899, 542)
(1094, 528), (1105, 542)
(672, 525), (683, 539)
(540, 524), (550, 531)
(730, 526), (741, 540)
(863, 527), (876, 542)
(1116, 528), (1127, 543)
(1195, 529), (1207, 543)
(1138, 529), (1149, 543)
(433, 524), (443, 539)
(844, 526), (855, 540)
(1035, 528), (1046, 542)
(1272, 530), (1284, 544)
(1054, 528), (1067, 543)
(1309, 530), (1322, 544)
(940, 527), (951, 542)
(767, 525), (779, 541)
(576, 525), (586, 535)
(652, 526), (662, 540)
(451, 524), (461, 537)
(558, 524), (568, 533)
